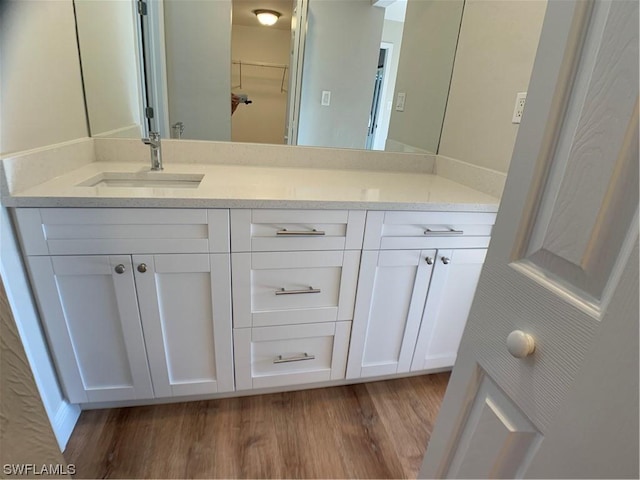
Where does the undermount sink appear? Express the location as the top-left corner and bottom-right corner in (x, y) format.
(78, 172), (204, 189)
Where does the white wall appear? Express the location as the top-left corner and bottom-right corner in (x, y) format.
(386, 0), (464, 154)
(74, 0), (142, 138)
(297, 0), (384, 149)
(0, 0), (85, 451)
(0, 0), (87, 155)
(231, 25), (290, 145)
(163, 0), (232, 141)
(438, 0), (547, 173)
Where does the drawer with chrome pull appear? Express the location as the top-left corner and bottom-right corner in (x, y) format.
(230, 209), (366, 252)
(231, 250), (361, 328)
(363, 211), (497, 250)
(233, 321), (351, 390)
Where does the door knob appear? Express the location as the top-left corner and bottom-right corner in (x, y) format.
(114, 264), (126, 274)
(506, 330), (536, 358)
(425, 257), (434, 265)
(441, 257), (450, 264)
(137, 263), (147, 273)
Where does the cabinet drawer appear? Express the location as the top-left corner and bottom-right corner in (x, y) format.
(13, 208), (229, 255)
(363, 211), (496, 250)
(230, 209), (365, 252)
(232, 250), (361, 328)
(233, 322), (351, 390)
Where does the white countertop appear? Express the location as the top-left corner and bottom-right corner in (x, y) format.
(4, 161), (500, 211)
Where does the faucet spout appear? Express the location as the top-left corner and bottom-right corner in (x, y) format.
(141, 131), (163, 171)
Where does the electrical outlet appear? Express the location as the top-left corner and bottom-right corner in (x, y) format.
(512, 92), (527, 124)
(395, 92), (406, 111)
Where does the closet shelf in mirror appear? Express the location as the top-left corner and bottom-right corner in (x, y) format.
(232, 60), (289, 93)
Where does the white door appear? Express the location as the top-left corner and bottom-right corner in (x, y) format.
(421, 1), (638, 478)
(346, 249), (436, 378)
(134, 254), (234, 397)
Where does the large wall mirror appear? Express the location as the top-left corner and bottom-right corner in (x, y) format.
(74, 0), (464, 154)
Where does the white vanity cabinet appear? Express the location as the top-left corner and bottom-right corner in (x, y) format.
(346, 211), (495, 379)
(410, 248), (486, 371)
(12, 204), (495, 405)
(14, 208), (234, 404)
(230, 209), (365, 390)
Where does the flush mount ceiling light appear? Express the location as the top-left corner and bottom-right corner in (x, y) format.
(254, 9), (281, 26)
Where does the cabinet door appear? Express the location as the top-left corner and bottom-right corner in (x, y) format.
(411, 248), (487, 371)
(346, 249), (436, 379)
(27, 255), (153, 403)
(134, 254), (234, 397)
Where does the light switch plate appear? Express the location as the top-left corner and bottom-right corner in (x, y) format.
(395, 92), (406, 111)
(321, 90), (331, 106)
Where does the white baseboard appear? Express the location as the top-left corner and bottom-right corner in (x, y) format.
(52, 401), (81, 451)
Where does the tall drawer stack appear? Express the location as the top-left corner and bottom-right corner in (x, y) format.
(230, 209), (365, 390)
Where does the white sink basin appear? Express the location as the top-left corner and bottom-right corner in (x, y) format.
(78, 172), (204, 189)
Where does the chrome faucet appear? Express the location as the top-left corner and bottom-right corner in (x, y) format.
(141, 131), (163, 171)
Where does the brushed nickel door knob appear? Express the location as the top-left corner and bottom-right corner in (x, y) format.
(425, 257), (434, 265)
(137, 263), (147, 273)
(441, 257), (451, 264)
(114, 264), (126, 274)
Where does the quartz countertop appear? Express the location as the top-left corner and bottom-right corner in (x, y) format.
(3, 161), (500, 211)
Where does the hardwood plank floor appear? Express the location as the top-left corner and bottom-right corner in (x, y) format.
(64, 373), (450, 479)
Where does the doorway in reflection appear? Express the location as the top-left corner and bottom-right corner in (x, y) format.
(230, 0), (294, 145)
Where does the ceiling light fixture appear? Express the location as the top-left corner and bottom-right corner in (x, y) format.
(254, 9), (281, 26)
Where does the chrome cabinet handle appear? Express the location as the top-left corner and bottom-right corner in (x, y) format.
(273, 353), (315, 364)
(275, 287), (321, 295)
(137, 263), (147, 273)
(114, 264), (126, 274)
(441, 257), (451, 264)
(423, 228), (464, 236)
(425, 257), (434, 265)
(276, 228), (325, 236)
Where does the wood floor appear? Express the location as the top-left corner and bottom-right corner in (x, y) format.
(64, 373), (450, 479)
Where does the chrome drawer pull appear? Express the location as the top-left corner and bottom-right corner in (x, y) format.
(423, 228), (464, 236)
(276, 228), (326, 236)
(274, 353), (315, 364)
(275, 287), (321, 295)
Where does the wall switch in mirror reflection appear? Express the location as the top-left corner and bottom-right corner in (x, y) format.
(395, 92), (406, 111)
(321, 91), (331, 106)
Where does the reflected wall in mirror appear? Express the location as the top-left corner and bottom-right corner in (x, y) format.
(73, 0), (144, 138)
(74, 0), (548, 173)
(136, 0), (464, 152)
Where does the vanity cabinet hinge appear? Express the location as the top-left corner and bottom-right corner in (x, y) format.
(137, 1), (148, 16)
(145, 107), (154, 119)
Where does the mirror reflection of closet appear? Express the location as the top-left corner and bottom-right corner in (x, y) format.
(230, 0), (295, 145)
